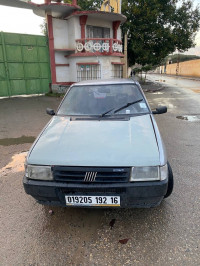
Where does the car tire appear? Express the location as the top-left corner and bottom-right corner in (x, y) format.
(164, 162), (174, 198)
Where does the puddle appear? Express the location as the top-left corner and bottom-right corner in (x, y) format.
(0, 136), (35, 146)
(155, 80), (166, 82)
(168, 103), (176, 109)
(176, 115), (200, 122)
(0, 94), (44, 100)
(152, 92), (164, 95)
(0, 152), (28, 176)
(173, 92), (181, 94)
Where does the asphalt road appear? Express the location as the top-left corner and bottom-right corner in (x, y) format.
(0, 75), (200, 265)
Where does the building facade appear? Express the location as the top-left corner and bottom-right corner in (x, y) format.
(0, 0), (126, 92)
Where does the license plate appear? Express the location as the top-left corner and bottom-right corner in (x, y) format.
(65, 195), (120, 207)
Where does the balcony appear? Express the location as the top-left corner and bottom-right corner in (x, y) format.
(75, 38), (123, 55)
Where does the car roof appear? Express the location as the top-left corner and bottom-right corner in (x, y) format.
(73, 78), (138, 86)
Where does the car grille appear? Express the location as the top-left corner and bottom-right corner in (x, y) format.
(53, 166), (131, 183)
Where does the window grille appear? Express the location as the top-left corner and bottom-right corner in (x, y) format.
(77, 65), (101, 82)
(112, 65), (123, 78)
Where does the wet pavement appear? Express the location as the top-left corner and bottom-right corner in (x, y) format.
(0, 136), (35, 146)
(0, 79), (200, 265)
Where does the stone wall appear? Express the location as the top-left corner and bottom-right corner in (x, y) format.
(165, 59), (200, 77)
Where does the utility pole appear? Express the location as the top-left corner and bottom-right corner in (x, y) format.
(176, 52), (180, 76)
(123, 33), (128, 78)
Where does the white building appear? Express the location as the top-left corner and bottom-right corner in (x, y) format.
(0, 0), (127, 91)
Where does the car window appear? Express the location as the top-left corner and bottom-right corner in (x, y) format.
(57, 84), (149, 116)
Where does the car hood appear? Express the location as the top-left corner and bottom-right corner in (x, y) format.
(28, 115), (160, 167)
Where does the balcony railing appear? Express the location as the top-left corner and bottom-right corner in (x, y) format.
(75, 38), (123, 54)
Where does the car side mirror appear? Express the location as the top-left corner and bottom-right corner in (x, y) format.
(46, 108), (55, 116)
(152, 106), (167, 114)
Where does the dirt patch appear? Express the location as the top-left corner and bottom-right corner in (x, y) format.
(140, 81), (166, 93)
(190, 89), (200, 93)
(0, 151), (27, 177)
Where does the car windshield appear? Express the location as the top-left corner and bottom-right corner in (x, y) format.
(57, 84), (150, 116)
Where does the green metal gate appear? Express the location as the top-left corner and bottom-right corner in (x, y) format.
(0, 32), (51, 97)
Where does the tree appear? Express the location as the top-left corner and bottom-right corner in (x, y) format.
(40, 19), (48, 37)
(64, 0), (103, 10)
(162, 54), (200, 65)
(122, 0), (200, 66)
(64, 0), (200, 67)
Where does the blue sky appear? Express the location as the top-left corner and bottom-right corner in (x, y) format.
(0, 0), (200, 55)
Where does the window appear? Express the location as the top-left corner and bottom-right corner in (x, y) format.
(87, 26), (110, 39)
(77, 64), (101, 82)
(112, 65), (123, 78)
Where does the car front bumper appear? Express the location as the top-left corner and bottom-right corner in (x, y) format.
(23, 176), (168, 208)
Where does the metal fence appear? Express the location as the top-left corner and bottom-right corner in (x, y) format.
(0, 32), (51, 97)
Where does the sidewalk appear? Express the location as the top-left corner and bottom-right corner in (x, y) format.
(152, 73), (200, 82)
(134, 76), (166, 93)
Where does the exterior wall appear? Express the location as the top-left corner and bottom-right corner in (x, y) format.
(165, 59), (200, 77)
(68, 17), (80, 48)
(166, 63), (177, 75)
(68, 56), (122, 82)
(53, 17), (79, 83)
(117, 27), (121, 40)
(52, 55), (122, 92)
(53, 19), (69, 49)
(56, 66), (70, 82)
(55, 52), (69, 64)
(53, 17), (80, 50)
(101, 56), (122, 79)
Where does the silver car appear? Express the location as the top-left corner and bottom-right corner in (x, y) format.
(24, 79), (173, 208)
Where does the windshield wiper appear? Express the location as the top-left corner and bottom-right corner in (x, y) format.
(101, 107), (115, 117)
(113, 99), (143, 113)
(100, 98), (143, 117)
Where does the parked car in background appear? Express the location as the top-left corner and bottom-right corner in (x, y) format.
(23, 79), (173, 208)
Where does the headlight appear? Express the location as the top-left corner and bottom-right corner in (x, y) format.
(25, 165), (53, 181)
(130, 164), (168, 181)
(130, 166), (160, 181)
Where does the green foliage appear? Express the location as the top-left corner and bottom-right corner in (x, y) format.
(122, 0), (200, 66)
(40, 19), (48, 36)
(163, 54), (200, 64)
(64, 0), (103, 9)
(64, 0), (200, 67)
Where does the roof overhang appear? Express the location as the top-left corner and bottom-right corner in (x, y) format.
(32, 3), (80, 18)
(0, 0), (35, 9)
(66, 11), (127, 24)
(0, 0), (80, 18)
